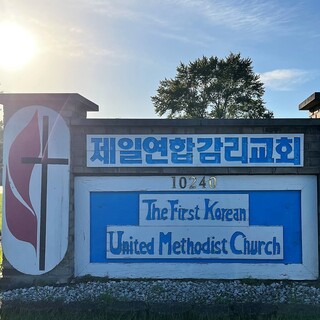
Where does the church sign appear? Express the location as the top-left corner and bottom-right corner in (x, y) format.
(0, 93), (319, 284)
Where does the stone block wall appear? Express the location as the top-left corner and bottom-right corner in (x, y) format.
(71, 118), (320, 177)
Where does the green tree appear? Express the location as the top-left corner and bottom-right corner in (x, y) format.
(152, 53), (273, 119)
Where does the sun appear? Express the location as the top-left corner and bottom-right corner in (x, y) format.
(0, 22), (37, 70)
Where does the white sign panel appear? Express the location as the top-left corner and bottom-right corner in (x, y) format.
(106, 226), (283, 260)
(86, 134), (304, 167)
(139, 193), (249, 226)
(75, 175), (318, 280)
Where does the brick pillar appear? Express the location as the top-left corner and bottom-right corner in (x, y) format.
(0, 93), (98, 288)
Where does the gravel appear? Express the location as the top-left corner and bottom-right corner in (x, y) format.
(1, 280), (320, 305)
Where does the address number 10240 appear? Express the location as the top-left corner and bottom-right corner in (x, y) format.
(171, 176), (217, 190)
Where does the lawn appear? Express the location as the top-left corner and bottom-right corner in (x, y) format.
(0, 191), (2, 231)
(0, 191), (2, 266)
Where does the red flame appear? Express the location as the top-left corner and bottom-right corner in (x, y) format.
(5, 111), (40, 250)
(5, 170), (38, 249)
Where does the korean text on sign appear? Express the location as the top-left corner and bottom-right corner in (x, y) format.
(86, 134), (303, 167)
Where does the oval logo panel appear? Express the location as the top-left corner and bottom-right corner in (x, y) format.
(3, 106), (70, 275)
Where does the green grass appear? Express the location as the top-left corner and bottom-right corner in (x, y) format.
(1, 300), (320, 320)
(0, 190), (2, 266)
(1, 309), (320, 320)
(0, 191), (2, 231)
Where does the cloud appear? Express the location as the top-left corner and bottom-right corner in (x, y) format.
(81, 0), (295, 34)
(76, 0), (169, 27)
(157, 31), (216, 48)
(77, 0), (137, 19)
(74, 0), (296, 49)
(169, 0), (296, 34)
(259, 69), (310, 91)
(24, 16), (127, 64)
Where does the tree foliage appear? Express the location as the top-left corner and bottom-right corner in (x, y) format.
(152, 53), (273, 119)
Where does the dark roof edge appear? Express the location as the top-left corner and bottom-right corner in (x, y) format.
(299, 92), (320, 111)
(0, 93), (99, 112)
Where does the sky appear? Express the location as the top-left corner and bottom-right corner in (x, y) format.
(0, 0), (319, 119)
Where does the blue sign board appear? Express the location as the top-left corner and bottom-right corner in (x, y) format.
(87, 134), (303, 167)
(90, 190), (300, 264)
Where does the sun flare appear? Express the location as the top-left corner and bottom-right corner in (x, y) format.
(0, 22), (37, 70)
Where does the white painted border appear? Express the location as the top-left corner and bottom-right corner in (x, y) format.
(74, 175), (318, 280)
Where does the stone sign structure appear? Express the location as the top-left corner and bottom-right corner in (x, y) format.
(1, 93), (320, 286)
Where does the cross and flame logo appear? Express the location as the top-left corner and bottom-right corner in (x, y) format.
(3, 106), (70, 275)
